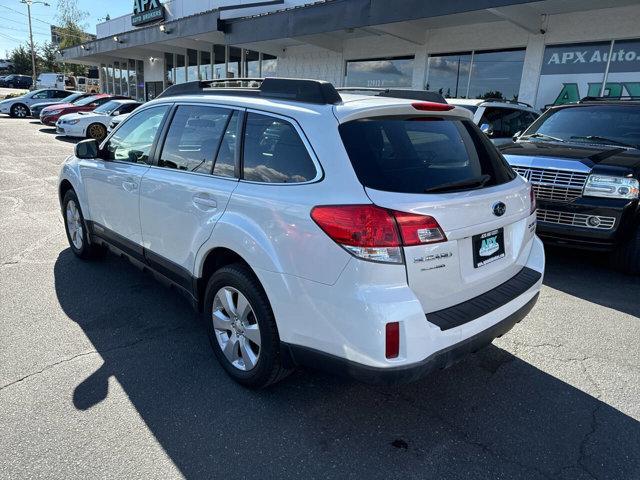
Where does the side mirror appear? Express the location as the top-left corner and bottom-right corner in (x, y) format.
(112, 110), (120, 116)
(480, 123), (494, 137)
(75, 139), (99, 159)
(513, 130), (522, 142)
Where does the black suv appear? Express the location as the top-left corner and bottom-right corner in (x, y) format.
(0, 74), (33, 89)
(500, 97), (640, 274)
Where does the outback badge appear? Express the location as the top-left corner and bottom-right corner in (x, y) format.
(493, 201), (506, 217)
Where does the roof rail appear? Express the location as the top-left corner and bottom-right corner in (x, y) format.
(336, 87), (447, 104)
(156, 77), (343, 105)
(480, 97), (533, 108)
(579, 95), (640, 103)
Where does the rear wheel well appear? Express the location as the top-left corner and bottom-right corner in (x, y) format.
(198, 248), (254, 311)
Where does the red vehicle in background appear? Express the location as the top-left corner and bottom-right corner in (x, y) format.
(40, 94), (128, 126)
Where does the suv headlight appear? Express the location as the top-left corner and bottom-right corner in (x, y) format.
(583, 175), (639, 200)
(47, 110), (62, 116)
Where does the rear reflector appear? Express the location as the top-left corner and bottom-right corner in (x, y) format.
(412, 101), (455, 112)
(386, 322), (400, 359)
(311, 205), (446, 264)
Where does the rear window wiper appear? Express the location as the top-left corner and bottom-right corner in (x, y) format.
(522, 132), (565, 142)
(424, 174), (491, 193)
(569, 135), (638, 149)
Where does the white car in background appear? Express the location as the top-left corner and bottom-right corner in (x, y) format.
(56, 99), (141, 141)
(447, 98), (540, 146)
(108, 113), (131, 133)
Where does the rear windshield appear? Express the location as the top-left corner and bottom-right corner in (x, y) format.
(339, 117), (516, 194)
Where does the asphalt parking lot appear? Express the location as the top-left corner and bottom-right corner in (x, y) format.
(0, 116), (639, 480)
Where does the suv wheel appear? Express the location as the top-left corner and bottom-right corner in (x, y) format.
(612, 226), (640, 275)
(62, 190), (104, 260)
(10, 104), (29, 118)
(204, 264), (292, 388)
(87, 123), (107, 141)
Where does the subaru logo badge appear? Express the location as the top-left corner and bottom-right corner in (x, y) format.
(493, 202), (506, 217)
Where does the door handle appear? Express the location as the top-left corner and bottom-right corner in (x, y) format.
(122, 179), (138, 192)
(192, 194), (217, 210)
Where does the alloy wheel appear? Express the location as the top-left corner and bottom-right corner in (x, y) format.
(65, 200), (83, 250)
(212, 286), (261, 371)
(14, 105), (27, 118)
(88, 124), (105, 140)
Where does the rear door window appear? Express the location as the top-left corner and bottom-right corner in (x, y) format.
(242, 113), (317, 183)
(480, 107), (537, 138)
(158, 105), (230, 174)
(339, 117), (515, 194)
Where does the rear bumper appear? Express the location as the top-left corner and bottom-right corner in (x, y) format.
(283, 293), (539, 384)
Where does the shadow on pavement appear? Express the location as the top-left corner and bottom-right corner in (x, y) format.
(54, 248), (640, 479)
(54, 135), (80, 144)
(543, 246), (640, 318)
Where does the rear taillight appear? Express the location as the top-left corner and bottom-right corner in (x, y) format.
(530, 186), (536, 214)
(310, 205), (446, 264)
(385, 322), (400, 359)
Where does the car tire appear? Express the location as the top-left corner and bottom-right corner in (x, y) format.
(10, 103), (29, 118)
(62, 189), (104, 260)
(611, 226), (640, 275)
(204, 263), (292, 388)
(87, 123), (107, 141)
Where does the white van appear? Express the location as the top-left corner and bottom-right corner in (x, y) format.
(36, 73), (66, 90)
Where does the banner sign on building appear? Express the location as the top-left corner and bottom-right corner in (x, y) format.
(536, 40), (640, 109)
(132, 0), (165, 27)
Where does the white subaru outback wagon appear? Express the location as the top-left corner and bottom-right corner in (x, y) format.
(58, 78), (545, 388)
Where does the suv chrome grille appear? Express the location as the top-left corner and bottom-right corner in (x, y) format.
(537, 209), (616, 230)
(512, 166), (589, 203)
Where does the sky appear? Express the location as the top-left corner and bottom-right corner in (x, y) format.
(0, 0), (132, 58)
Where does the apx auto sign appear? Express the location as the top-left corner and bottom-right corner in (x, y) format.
(131, 0), (165, 27)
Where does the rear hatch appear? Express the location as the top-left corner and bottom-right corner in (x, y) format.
(339, 113), (535, 313)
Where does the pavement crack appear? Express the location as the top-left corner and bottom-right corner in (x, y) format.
(0, 325), (193, 393)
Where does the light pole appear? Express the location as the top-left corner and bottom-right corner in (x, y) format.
(20, 0), (50, 84)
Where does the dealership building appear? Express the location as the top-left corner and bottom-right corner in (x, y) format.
(59, 0), (640, 110)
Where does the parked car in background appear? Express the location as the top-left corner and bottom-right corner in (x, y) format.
(448, 99), (540, 146)
(58, 78), (544, 388)
(56, 99), (141, 141)
(30, 91), (89, 118)
(0, 74), (33, 89)
(40, 94), (128, 126)
(501, 97), (640, 274)
(107, 112), (130, 132)
(0, 88), (70, 118)
(77, 77), (100, 94)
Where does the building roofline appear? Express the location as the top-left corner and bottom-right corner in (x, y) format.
(220, 0), (537, 44)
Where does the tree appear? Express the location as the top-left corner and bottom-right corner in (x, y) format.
(40, 42), (61, 73)
(55, 0), (90, 76)
(9, 44), (34, 75)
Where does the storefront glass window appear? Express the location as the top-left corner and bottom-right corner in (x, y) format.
(262, 54), (277, 77)
(187, 49), (198, 81)
(165, 52), (174, 86)
(136, 60), (145, 102)
(120, 61), (129, 97)
(113, 61), (122, 95)
(345, 56), (414, 87)
(426, 53), (471, 98)
(106, 65), (114, 94)
(214, 45), (226, 79)
(427, 49), (525, 100)
(228, 47), (241, 78)
(100, 64), (107, 93)
(200, 50), (212, 80)
(175, 53), (186, 84)
(468, 49), (525, 101)
(128, 59), (137, 99)
(245, 50), (260, 78)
